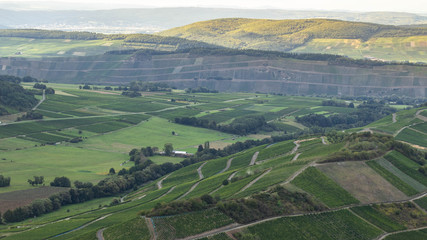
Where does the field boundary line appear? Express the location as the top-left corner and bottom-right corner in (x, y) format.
(249, 152), (259, 166)
(237, 168), (272, 193)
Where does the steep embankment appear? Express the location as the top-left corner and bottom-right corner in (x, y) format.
(159, 18), (427, 62)
(1, 49), (426, 97)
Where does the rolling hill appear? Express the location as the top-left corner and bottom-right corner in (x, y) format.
(159, 18), (427, 62)
(1, 8), (427, 34)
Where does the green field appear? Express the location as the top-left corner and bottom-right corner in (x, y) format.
(384, 151), (427, 186)
(153, 208), (234, 239)
(396, 128), (427, 147)
(414, 197), (427, 211)
(366, 160), (420, 196)
(1, 84), (426, 240)
(292, 36), (427, 63)
(351, 206), (406, 232)
(291, 167), (359, 207)
(0, 146), (128, 193)
(103, 217), (151, 240)
(78, 117), (234, 153)
(245, 210), (382, 240)
(385, 229), (427, 240)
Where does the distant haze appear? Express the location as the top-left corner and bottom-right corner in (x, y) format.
(3, 0), (427, 13)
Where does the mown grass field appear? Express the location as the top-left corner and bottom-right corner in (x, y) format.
(0, 145), (128, 193)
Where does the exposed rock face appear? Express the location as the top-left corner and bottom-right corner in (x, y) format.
(1, 53), (426, 97)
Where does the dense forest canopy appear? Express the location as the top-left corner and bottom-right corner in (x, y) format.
(0, 75), (38, 115)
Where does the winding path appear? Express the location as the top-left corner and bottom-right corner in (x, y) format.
(96, 228), (105, 240)
(292, 153), (301, 161)
(321, 136), (327, 145)
(145, 217), (156, 240)
(377, 226), (427, 240)
(177, 182), (201, 200)
(157, 186), (176, 200)
(238, 168), (272, 193)
(32, 90), (45, 111)
(179, 191), (427, 240)
(209, 172), (238, 195)
(249, 152), (259, 166)
(392, 113), (397, 123)
(177, 162), (208, 200)
(197, 162), (207, 180)
(282, 162), (317, 185)
(157, 174), (171, 190)
(219, 158), (234, 174)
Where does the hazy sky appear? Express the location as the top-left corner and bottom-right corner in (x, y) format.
(3, 0), (427, 13)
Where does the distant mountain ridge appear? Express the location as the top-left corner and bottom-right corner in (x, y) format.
(159, 18), (427, 62)
(0, 8), (427, 34)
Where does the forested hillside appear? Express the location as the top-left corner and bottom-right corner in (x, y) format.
(0, 76), (38, 115)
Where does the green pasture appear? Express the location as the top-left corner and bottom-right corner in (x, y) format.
(0, 145), (128, 193)
(78, 117), (234, 153)
(0, 37), (125, 58)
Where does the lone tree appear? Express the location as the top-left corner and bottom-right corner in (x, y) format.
(28, 176), (44, 186)
(164, 143), (174, 156)
(197, 145), (204, 152)
(50, 176), (71, 187)
(109, 168), (116, 175)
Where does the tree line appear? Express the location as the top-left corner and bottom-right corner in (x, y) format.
(0, 175), (11, 187)
(0, 75), (38, 116)
(174, 115), (276, 135)
(296, 100), (396, 129)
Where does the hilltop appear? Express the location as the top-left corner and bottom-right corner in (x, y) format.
(1, 8), (427, 33)
(159, 18), (427, 62)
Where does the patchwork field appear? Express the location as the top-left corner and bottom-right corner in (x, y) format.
(317, 162), (408, 203)
(291, 167), (359, 207)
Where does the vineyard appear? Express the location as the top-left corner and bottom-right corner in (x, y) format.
(291, 167), (360, 207)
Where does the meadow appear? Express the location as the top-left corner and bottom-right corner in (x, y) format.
(0, 145), (128, 193)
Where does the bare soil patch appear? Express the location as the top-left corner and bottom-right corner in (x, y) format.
(0, 186), (69, 212)
(317, 161), (407, 203)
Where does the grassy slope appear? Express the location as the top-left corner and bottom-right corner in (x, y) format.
(0, 145), (128, 193)
(245, 210), (382, 240)
(159, 18), (427, 62)
(291, 167), (359, 207)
